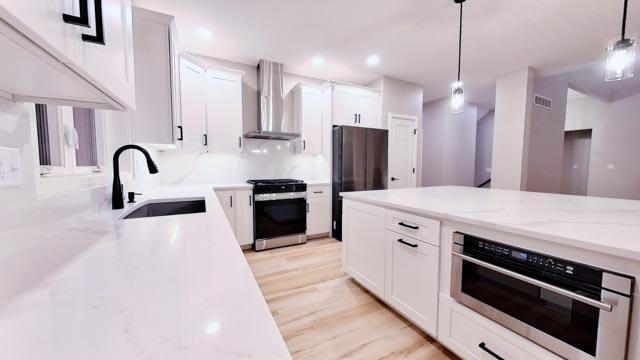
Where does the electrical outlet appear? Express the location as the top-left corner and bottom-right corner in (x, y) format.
(0, 147), (22, 188)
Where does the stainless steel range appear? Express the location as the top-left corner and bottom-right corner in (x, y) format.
(247, 179), (307, 251)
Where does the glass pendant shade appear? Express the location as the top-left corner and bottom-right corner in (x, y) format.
(450, 81), (464, 113)
(605, 38), (636, 81)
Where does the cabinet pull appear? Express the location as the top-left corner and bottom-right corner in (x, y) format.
(303, 140), (306, 150)
(397, 239), (418, 248)
(177, 126), (184, 141)
(229, 195), (233, 208)
(249, 196), (252, 206)
(354, 114), (358, 124)
(478, 343), (504, 360)
(313, 191), (323, 194)
(398, 222), (419, 230)
(358, 114), (361, 123)
(203, 134), (208, 146)
(63, 0), (90, 27)
(306, 202), (309, 213)
(238, 136), (242, 148)
(81, 0), (105, 45)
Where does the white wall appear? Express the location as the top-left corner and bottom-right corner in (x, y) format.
(565, 92), (640, 200)
(491, 67), (535, 190)
(474, 111), (494, 186)
(422, 98), (478, 187)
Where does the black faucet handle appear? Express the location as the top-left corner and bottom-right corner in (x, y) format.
(127, 192), (142, 204)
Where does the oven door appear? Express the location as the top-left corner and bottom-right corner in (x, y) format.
(450, 236), (632, 360)
(253, 193), (307, 240)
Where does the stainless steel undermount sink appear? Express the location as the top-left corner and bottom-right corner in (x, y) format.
(121, 199), (206, 219)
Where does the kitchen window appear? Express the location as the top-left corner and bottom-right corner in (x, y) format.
(34, 104), (107, 176)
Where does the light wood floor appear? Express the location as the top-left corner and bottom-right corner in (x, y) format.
(244, 237), (459, 360)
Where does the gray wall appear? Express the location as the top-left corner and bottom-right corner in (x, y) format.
(474, 111), (494, 186)
(524, 75), (568, 193)
(565, 92), (640, 200)
(422, 98), (478, 187)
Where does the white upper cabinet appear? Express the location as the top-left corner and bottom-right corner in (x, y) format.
(205, 67), (244, 153)
(327, 83), (381, 128)
(130, 7), (178, 146)
(179, 56), (207, 149)
(0, 0), (135, 109)
(294, 84), (323, 155)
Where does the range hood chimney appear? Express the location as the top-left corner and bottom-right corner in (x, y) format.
(244, 60), (300, 140)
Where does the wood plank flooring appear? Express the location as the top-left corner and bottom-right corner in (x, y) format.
(244, 238), (459, 360)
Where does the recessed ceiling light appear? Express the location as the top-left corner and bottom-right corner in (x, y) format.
(311, 56), (325, 67)
(195, 27), (213, 40)
(367, 54), (381, 66)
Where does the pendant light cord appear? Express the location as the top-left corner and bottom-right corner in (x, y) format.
(457, 2), (463, 82)
(622, 0), (629, 40)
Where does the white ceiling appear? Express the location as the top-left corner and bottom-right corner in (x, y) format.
(133, 0), (639, 107)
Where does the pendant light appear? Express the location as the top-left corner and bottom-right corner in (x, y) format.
(605, 0), (636, 81)
(451, 0), (466, 113)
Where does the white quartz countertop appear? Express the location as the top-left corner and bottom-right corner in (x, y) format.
(341, 186), (640, 261)
(0, 186), (290, 359)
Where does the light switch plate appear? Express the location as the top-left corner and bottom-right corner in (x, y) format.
(0, 147), (22, 188)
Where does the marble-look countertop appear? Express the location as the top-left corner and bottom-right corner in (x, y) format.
(341, 186), (640, 261)
(0, 186), (291, 359)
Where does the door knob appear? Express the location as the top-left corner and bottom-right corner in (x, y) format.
(391, 177), (399, 181)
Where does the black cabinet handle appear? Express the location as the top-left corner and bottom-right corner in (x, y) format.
(249, 196), (252, 206)
(397, 239), (418, 248)
(229, 195), (233, 208)
(81, 0), (105, 45)
(177, 126), (184, 141)
(354, 114), (357, 124)
(303, 140), (306, 150)
(478, 343), (504, 360)
(358, 114), (361, 123)
(203, 134), (208, 146)
(313, 191), (323, 194)
(238, 136), (242, 148)
(63, 0), (90, 27)
(306, 202), (310, 213)
(398, 222), (419, 230)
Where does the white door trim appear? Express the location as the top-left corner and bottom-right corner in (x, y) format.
(388, 113), (418, 188)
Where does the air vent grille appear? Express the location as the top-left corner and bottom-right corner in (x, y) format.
(534, 95), (552, 110)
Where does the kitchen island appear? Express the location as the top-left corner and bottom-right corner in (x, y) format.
(0, 186), (290, 360)
(341, 186), (640, 360)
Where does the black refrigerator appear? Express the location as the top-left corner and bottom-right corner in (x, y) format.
(332, 126), (388, 240)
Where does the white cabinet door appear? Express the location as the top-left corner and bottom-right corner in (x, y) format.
(385, 231), (439, 335)
(307, 197), (331, 236)
(130, 8), (175, 145)
(206, 67), (244, 153)
(235, 189), (254, 246)
(75, 0), (136, 108)
(179, 56), (206, 149)
(332, 85), (358, 126)
(215, 190), (236, 232)
(357, 89), (380, 128)
(295, 85), (323, 155)
(342, 200), (386, 298)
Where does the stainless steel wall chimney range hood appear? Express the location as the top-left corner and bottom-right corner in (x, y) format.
(244, 60), (300, 140)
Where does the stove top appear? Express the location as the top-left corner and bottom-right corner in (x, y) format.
(247, 179), (304, 185)
(247, 179), (306, 194)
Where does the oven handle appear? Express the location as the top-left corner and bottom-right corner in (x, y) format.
(452, 250), (613, 312)
(254, 192), (306, 201)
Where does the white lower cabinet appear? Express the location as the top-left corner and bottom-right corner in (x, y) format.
(385, 230), (439, 336)
(438, 295), (561, 360)
(306, 185), (331, 236)
(342, 200), (387, 298)
(215, 188), (254, 247)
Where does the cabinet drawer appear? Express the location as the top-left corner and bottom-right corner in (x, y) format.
(441, 296), (561, 360)
(307, 185), (330, 198)
(386, 210), (440, 246)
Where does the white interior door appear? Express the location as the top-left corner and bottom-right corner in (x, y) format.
(388, 114), (418, 189)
